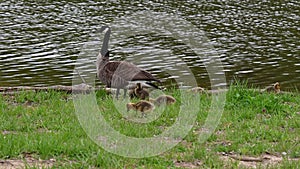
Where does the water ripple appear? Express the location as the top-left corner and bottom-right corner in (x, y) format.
(0, 1), (299, 89)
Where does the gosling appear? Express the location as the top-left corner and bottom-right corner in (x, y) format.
(126, 100), (155, 117)
(189, 87), (205, 93)
(262, 82), (280, 93)
(149, 95), (176, 106)
(129, 83), (149, 100)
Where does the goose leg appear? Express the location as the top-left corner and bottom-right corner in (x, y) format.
(141, 112), (146, 118)
(123, 89), (127, 99)
(115, 88), (120, 99)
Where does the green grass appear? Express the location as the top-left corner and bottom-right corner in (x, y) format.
(0, 83), (299, 168)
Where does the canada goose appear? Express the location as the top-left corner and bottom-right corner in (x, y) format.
(96, 26), (161, 98)
(149, 95), (176, 106)
(262, 82), (280, 93)
(126, 100), (155, 117)
(129, 83), (150, 100)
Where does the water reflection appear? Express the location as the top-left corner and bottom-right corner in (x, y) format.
(0, 1), (299, 90)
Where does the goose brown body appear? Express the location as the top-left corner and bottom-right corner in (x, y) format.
(96, 26), (160, 98)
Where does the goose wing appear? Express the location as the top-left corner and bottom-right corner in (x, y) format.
(99, 64), (129, 88)
(104, 61), (161, 82)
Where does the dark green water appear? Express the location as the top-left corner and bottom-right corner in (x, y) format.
(0, 1), (299, 90)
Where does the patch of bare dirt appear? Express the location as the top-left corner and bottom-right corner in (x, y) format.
(0, 157), (55, 169)
(0, 159), (54, 169)
(1, 128), (54, 135)
(173, 160), (202, 168)
(1, 130), (18, 135)
(219, 152), (300, 168)
(213, 140), (232, 147)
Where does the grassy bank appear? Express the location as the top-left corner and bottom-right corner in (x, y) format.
(0, 82), (299, 168)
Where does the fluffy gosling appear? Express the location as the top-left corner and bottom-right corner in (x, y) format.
(149, 95), (176, 106)
(129, 83), (149, 100)
(189, 87), (205, 93)
(126, 100), (155, 117)
(262, 82), (280, 93)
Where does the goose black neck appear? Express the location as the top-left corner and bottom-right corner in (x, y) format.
(100, 26), (111, 57)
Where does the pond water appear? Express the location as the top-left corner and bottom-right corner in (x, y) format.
(0, 1), (299, 90)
